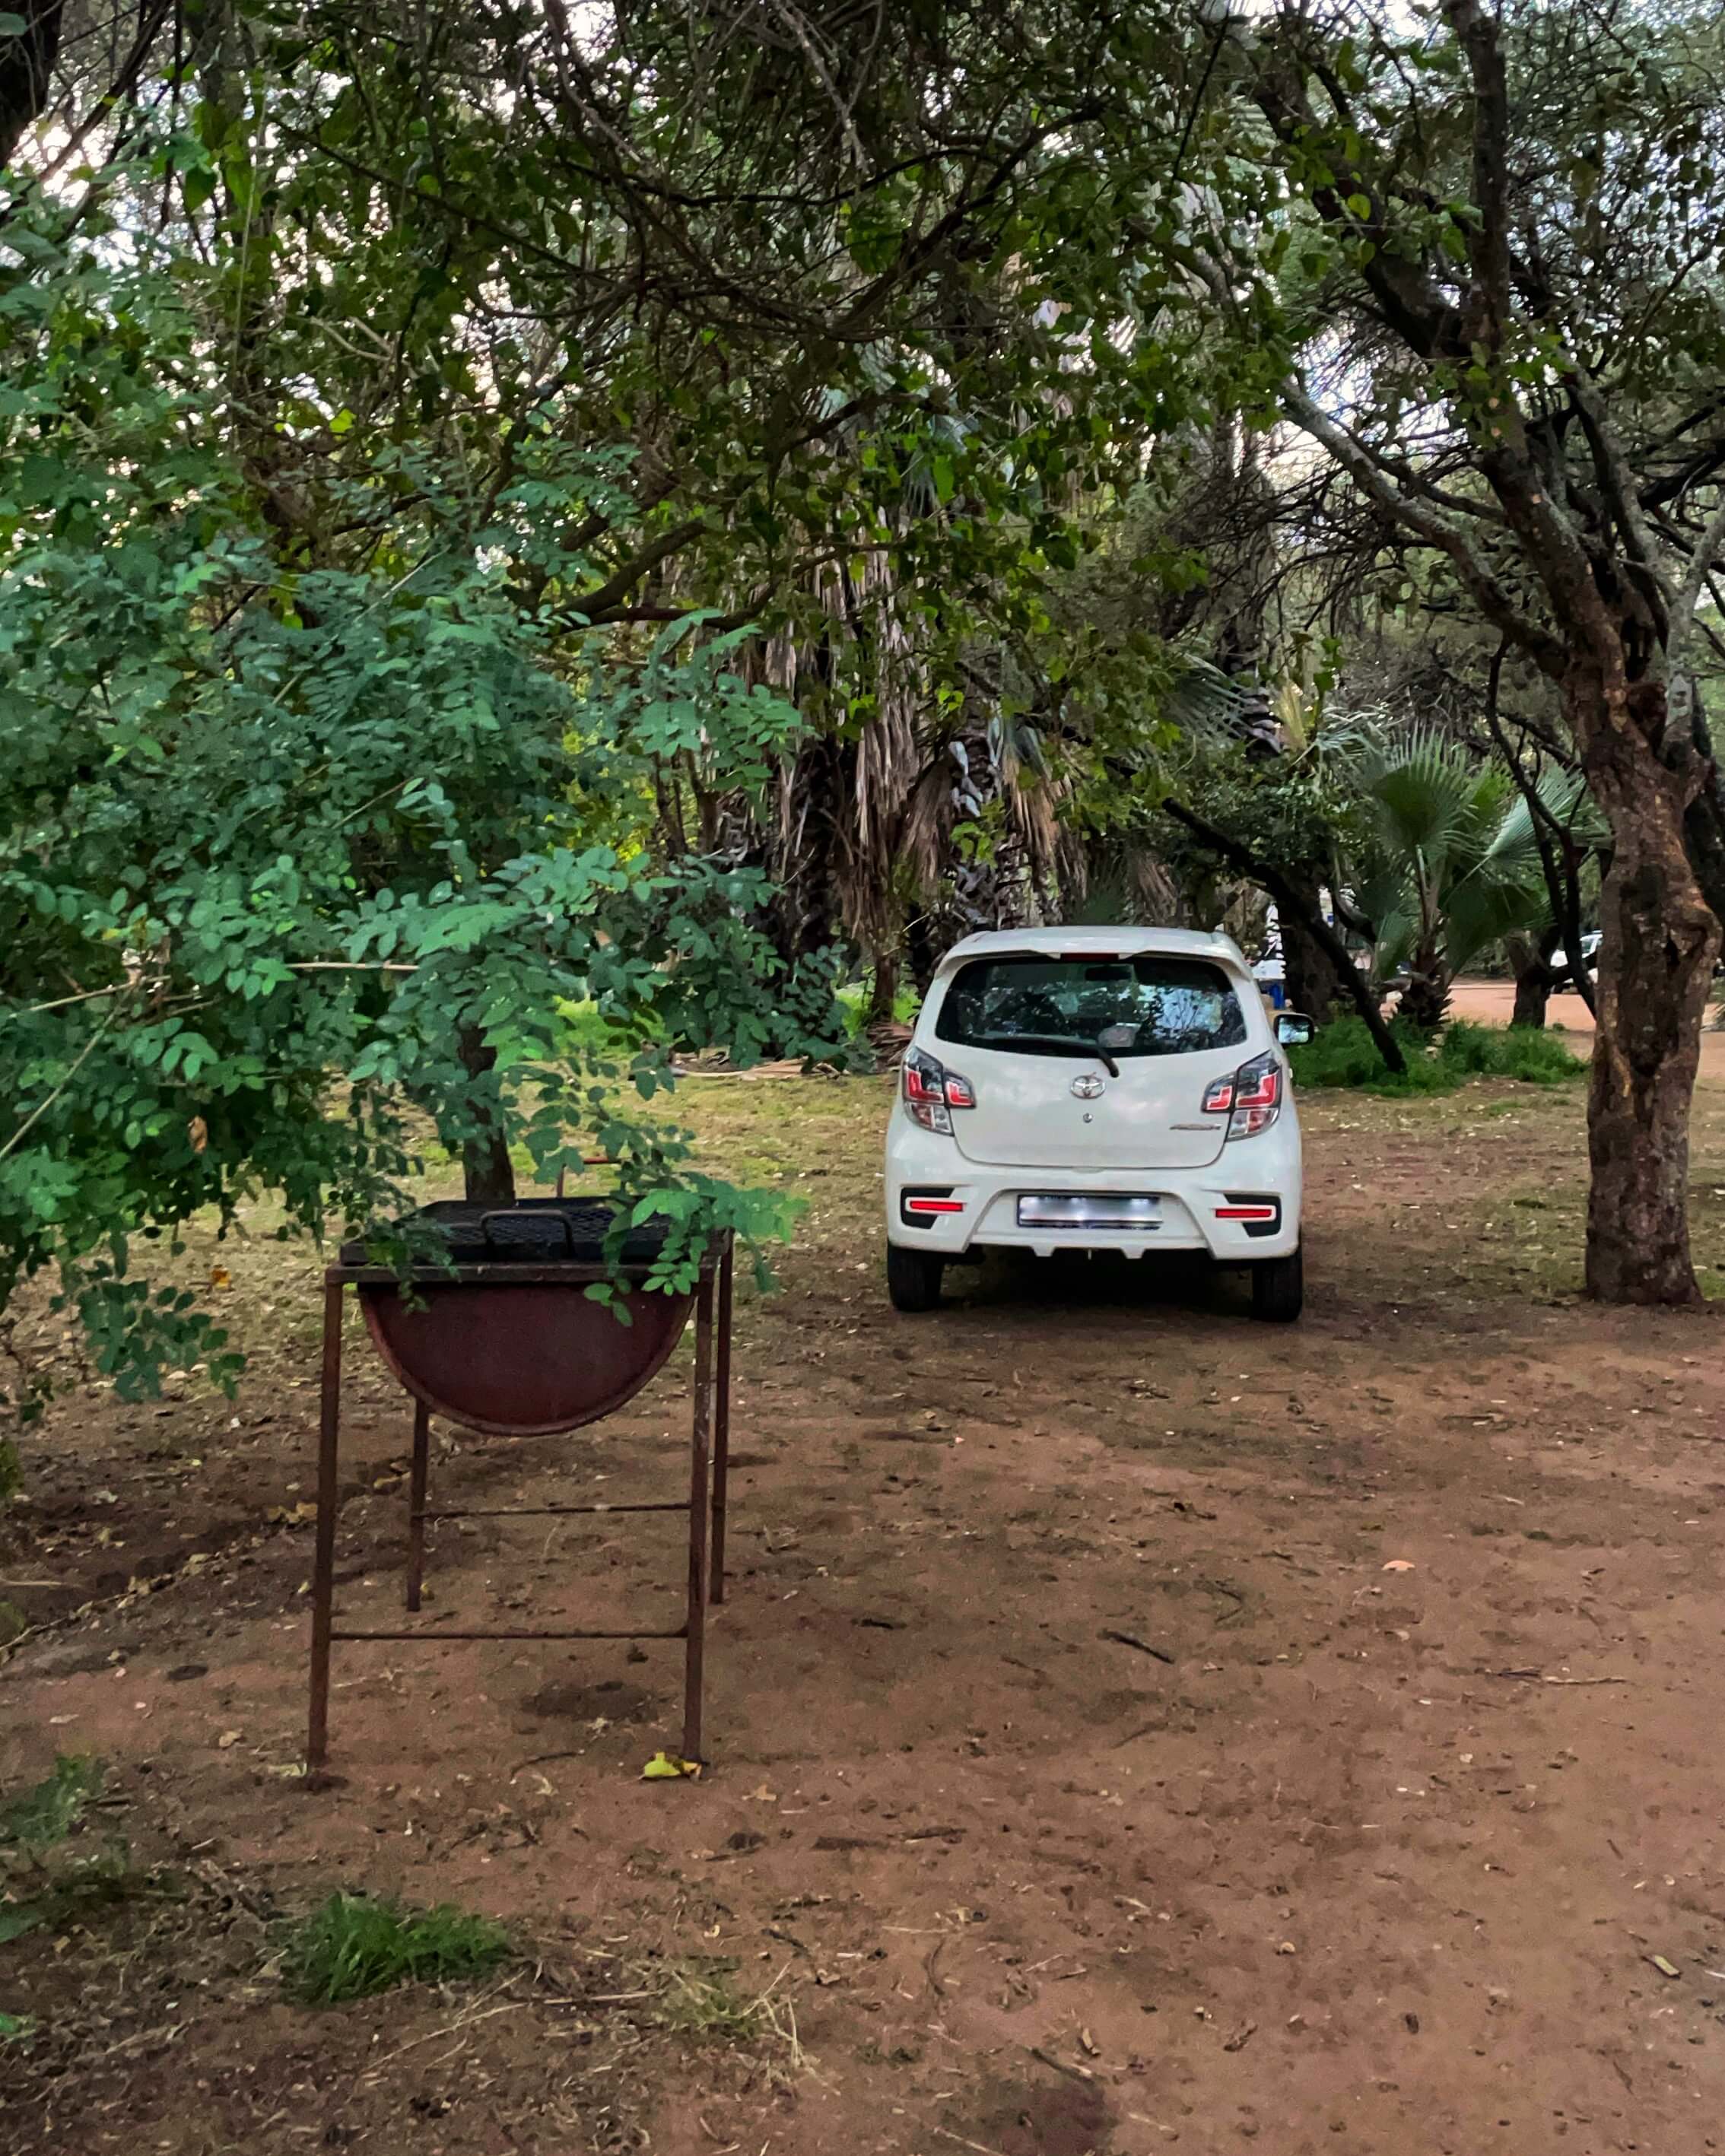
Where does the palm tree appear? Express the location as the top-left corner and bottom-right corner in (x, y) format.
(1348, 732), (1601, 1030)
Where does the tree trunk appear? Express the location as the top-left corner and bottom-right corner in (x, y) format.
(866, 952), (899, 1025)
(1571, 674), (1720, 1305)
(1279, 882), (1351, 1020)
(1510, 964), (1549, 1029)
(1396, 930), (1450, 1032)
(456, 1026), (516, 1207)
(1505, 927), (1558, 1029)
(0, 2), (67, 170)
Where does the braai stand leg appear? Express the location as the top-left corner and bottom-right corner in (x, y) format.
(405, 1400), (430, 1611)
(681, 1269), (714, 1762)
(711, 1240), (733, 1605)
(307, 1275), (344, 1773)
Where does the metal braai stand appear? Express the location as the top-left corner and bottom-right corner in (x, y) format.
(306, 1199), (735, 1773)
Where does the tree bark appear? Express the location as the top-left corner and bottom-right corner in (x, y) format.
(1571, 673), (1720, 1305)
(1505, 928), (1558, 1029)
(0, 0), (65, 169)
(866, 952), (899, 1025)
(1279, 880), (1352, 1021)
(1510, 967), (1549, 1029)
(456, 1026), (516, 1207)
(1396, 928), (1450, 1033)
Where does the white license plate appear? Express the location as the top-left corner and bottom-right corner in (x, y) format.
(1017, 1195), (1161, 1230)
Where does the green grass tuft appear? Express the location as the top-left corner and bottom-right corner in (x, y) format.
(1, 1756), (103, 1850)
(1290, 1015), (1586, 1097)
(281, 1891), (513, 2004)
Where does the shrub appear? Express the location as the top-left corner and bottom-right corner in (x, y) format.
(1289, 1016), (1585, 1097)
(1438, 1019), (1585, 1085)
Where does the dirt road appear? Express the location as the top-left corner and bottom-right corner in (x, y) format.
(3, 1039), (1725, 2155)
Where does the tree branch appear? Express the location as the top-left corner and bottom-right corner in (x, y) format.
(1161, 799), (1406, 1073)
(1280, 378), (1565, 672)
(1669, 491), (1725, 674)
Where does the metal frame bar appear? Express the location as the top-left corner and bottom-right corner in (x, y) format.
(306, 1237), (735, 1775)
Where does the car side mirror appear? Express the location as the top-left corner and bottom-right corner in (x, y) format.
(1275, 1011), (1315, 1047)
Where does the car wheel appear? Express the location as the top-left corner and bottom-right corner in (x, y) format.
(887, 1243), (945, 1313)
(1250, 1246), (1304, 1323)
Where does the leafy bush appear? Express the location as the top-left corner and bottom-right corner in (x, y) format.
(1289, 1016), (1586, 1097)
(0, 181), (848, 1414)
(282, 1892), (513, 2005)
(1287, 1018), (1449, 1094)
(1436, 1020), (1586, 1085)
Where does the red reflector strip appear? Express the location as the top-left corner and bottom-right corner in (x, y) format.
(906, 1197), (965, 1215)
(1215, 1205), (1278, 1221)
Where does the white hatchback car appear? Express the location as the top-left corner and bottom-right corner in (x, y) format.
(883, 926), (1307, 1320)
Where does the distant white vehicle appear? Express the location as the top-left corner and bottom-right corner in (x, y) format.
(883, 926), (1309, 1322)
(1552, 930), (1602, 989)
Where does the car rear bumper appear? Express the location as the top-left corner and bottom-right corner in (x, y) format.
(885, 1113), (1302, 1262)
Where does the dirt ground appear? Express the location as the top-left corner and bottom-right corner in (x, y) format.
(5, 989), (1725, 2156)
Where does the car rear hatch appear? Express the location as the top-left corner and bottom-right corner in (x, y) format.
(928, 951), (1253, 1173)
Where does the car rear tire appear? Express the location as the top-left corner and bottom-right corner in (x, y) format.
(1250, 1246), (1304, 1322)
(887, 1243), (945, 1313)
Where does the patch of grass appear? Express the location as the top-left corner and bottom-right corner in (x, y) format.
(0, 1754), (173, 1947)
(1438, 1019), (1587, 1084)
(1, 1756), (103, 1850)
(837, 979), (921, 1035)
(281, 1891), (513, 2004)
(656, 1963), (774, 2041)
(0, 1437), (20, 1503)
(1291, 1016), (1586, 1097)
(0, 2009), (34, 2043)
(653, 1959), (805, 2076)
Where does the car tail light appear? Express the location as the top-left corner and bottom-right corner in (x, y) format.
(1201, 1075), (1235, 1114)
(903, 1047), (976, 1134)
(1225, 1051), (1282, 1141)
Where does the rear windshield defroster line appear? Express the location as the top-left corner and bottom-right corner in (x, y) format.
(934, 954), (1249, 1061)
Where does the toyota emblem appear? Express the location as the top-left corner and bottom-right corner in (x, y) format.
(1070, 1073), (1106, 1100)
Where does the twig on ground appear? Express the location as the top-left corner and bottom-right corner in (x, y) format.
(1100, 1629), (1175, 1664)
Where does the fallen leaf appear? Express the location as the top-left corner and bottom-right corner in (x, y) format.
(1382, 1560), (1416, 1573)
(217, 1729), (243, 1749)
(208, 1263), (230, 1288)
(1650, 1954), (1681, 1979)
(1079, 2027), (1100, 2057)
(1276, 1940), (1298, 1955)
(642, 1751), (702, 1782)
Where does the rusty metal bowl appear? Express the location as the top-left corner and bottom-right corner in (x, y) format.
(342, 1199), (691, 1437)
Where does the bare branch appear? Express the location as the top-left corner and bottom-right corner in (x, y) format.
(1279, 377), (1565, 672)
(1669, 491), (1725, 675)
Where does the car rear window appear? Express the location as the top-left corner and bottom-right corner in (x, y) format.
(934, 954), (1249, 1059)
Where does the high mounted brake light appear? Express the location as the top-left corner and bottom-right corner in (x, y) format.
(903, 1047), (976, 1134)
